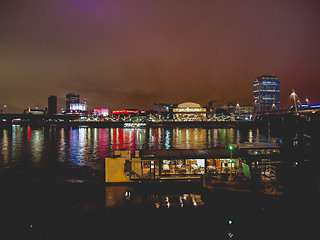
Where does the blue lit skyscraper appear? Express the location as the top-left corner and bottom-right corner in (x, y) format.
(253, 76), (280, 113)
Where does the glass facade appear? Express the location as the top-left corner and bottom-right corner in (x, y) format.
(132, 158), (239, 181)
(253, 76), (280, 112)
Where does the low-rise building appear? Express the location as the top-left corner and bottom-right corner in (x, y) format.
(173, 102), (206, 121)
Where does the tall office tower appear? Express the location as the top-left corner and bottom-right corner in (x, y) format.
(66, 93), (80, 111)
(48, 95), (57, 114)
(253, 76), (280, 113)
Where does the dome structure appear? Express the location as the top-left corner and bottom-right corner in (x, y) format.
(178, 102), (201, 108)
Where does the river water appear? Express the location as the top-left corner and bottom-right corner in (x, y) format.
(0, 125), (267, 174)
(0, 125), (316, 239)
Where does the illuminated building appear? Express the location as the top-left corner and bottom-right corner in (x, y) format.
(66, 93), (80, 111)
(221, 102), (235, 114)
(48, 95), (57, 114)
(216, 102), (253, 118)
(253, 76), (280, 112)
(173, 102), (206, 121)
(94, 108), (109, 116)
(235, 105), (253, 115)
(151, 103), (173, 114)
(24, 108), (45, 115)
(112, 110), (139, 119)
(70, 103), (86, 112)
(151, 103), (177, 119)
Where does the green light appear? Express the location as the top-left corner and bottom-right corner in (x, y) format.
(229, 145), (233, 150)
(228, 232), (234, 238)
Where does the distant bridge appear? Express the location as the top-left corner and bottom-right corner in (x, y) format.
(255, 104), (320, 117)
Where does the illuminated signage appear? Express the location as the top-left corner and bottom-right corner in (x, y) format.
(94, 108), (109, 116)
(70, 103), (86, 111)
(173, 108), (206, 112)
(112, 110), (139, 115)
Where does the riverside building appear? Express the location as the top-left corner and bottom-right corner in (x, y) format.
(66, 93), (80, 111)
(253, 76), (280, 113)
(173, 102), (207, 121)
(48, 95), (57, 114)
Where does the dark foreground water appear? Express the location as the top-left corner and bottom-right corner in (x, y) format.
(0, 125), (318, 239)
(0, 182), (317, 239)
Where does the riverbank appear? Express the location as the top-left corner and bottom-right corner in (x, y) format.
(1, 119), (264, 129)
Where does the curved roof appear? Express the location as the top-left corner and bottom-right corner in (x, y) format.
(178, 102), (201, 108)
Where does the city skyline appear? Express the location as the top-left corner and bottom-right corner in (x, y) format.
(0, 76), (313, 113)
(1, 0), (320, 112)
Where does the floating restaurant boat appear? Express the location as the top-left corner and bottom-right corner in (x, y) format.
(105, 142), (281, 184)
(105, 148), (242, 183)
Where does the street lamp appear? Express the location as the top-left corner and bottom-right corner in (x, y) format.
(291, 89), (300, 115)
(229, 145), (233, 159)
(305, 97), (310, 106)
(236, 103), (240, 116)
(229, 145), (234, 181)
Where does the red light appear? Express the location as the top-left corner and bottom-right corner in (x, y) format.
(112, 110), (139, 115)
(28, 126), (31, 140)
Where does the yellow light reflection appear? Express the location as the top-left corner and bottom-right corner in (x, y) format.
(31, 129), (44, 163)
(1, 129), (9, 163)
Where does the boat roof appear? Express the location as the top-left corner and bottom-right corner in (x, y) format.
(237, 142), (279, 149)
(140, 149), (237, 160)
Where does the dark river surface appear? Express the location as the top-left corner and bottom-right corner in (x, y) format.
(0, 125), (317, 239)
(0, 125), (268, 173)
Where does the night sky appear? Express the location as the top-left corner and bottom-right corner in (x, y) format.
(1, 0), (320, 113)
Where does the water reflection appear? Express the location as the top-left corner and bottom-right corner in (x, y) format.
(216, 128), (235, 146)
(1, 129), (9, 164)
(1, 126), (267, 171)
(12, 125), (23, 159)
(157, 193), (204, 208)
(97, 128), (109, 158)
(236, 129), (240, 144)
(31, 129), (44, 164)
(165, 129), (171, 149)
(59, 128), (67, 163)
(249, 129), (253, 142)
(69, 127), (87, 166)
(111, 128), (146, 151)
(105, 185), (204, 209)
(171, 128), (208, 149)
